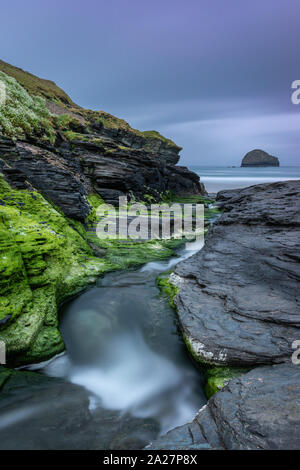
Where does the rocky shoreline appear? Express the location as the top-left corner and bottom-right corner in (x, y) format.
(150, 180), (300, 449)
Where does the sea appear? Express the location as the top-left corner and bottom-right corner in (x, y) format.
(190, 166), (300, 194)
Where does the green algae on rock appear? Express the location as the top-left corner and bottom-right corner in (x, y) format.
(204, 366), (251, 399)
(156, 274), (179, 309)
(0, 176), (116, 366)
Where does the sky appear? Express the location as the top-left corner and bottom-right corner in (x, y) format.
(1, 0), (299, 165)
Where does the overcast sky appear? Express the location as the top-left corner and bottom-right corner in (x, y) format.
(1, 0), (299, 165)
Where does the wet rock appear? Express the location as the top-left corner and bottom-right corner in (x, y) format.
(0, 367), (158, 450)
(173, 180), (300, 366)
(149, 364), (300, 450)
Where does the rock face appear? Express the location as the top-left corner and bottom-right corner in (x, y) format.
(0, 134), (205, 221)
(0, 60), (206, 219)
(149, 364), (300, 450)
(0, 137), (92, 221)
(241, 149), (279, 167)
(172, 180), (300, 366)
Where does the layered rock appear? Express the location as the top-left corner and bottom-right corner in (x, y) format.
(0, 137), (92, 221)
(241, 149), (279, 167)
(0, 134), (204, 218)
(172, 180), (300, 366)
(0, 60), (206, 215)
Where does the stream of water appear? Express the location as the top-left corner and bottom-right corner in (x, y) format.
(0, 237), (210, 449)
(42, 239), (206, 433)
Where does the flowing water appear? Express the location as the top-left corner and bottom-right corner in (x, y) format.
(42, 239), (206, 435)
(0, 237), (210, 449)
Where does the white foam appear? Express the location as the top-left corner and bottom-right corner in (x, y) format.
(43, 330), (199, 434)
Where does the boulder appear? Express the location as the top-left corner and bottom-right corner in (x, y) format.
(149, 364), (300, 450)
(171, 180), (300, 366)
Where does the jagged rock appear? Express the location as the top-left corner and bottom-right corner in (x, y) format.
(149, 364), (300, 450)
(0, 135), (205, 216)
(0, 139), (92, 221)
(241, 149), (279, 167)
(165, 165), (206, 195)
(172, 180), (300, 366)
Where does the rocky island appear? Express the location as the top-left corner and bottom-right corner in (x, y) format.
(241, 149), (280, 167)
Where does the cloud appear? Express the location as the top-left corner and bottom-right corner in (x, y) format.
(0, 0), (299, 164)
(159, 112), (300, 165)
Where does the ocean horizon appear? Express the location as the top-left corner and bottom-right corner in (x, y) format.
(189, 165), (300, 193)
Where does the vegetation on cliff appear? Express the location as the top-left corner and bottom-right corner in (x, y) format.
(0, 60), (180, 151)
(0, 60), (75, 107)
(0, 71), (56, 143)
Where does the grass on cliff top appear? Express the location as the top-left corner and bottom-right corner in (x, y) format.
(0, 71), (56, 143)
(0, 59), (179, 150)
(141, 130), (181, 149)
(0, 59), (75, 107)
(74, 108), (180, 148)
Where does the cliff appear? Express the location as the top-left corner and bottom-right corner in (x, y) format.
(0, 60), (206, 366)
(0, 60), (205, 215)
(241, 149), (279, 167)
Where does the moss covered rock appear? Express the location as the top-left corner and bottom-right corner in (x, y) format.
(204, 366), (251, 399)
(0, 176), (115, 365)
(156, 274), (179, 308)
(0, 177), (190, 366)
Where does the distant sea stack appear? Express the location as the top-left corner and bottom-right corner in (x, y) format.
(241, 149), (280, 167)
